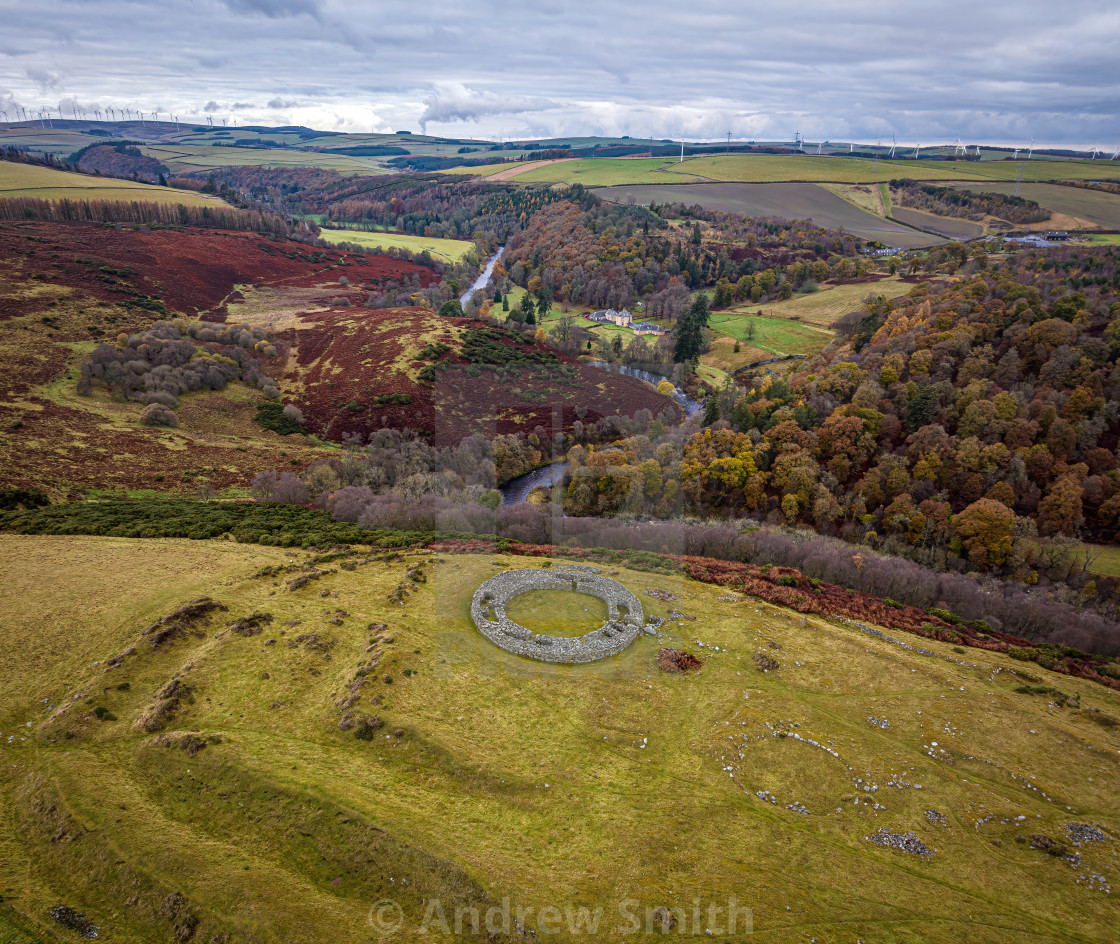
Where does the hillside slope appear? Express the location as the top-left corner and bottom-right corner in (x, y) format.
(1, 534), (1116, 942)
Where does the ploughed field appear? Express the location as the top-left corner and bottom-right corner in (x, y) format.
(888, 206), (985, 240)
(594, 183), (946, 248)
(0, 534), (1117, 943)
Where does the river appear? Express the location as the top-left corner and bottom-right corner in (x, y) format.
(460, 247), (504, 306)
(497, 363), (702, 505)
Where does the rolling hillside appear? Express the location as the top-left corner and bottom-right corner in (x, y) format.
(0, 534), (1116, 942)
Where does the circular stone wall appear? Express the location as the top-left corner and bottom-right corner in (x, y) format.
(471, 566), (652, 663)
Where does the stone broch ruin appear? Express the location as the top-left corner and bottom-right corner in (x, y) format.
(471, 566), (656, 663)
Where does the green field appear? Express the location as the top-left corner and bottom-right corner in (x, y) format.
(0, 161), (231, 207)
(514, 158), (704, 185)
(504, 153), (1120, 189)
(138, 144), (392, 176)
(440, 161), (513, 177)
(1081, 543), (1120, 578)
(707, 312), (834, 355)
(317, 227), (477, 262)
(0, 534), (1117, 942)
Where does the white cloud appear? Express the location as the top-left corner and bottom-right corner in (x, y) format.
(419, 83), (556, 131)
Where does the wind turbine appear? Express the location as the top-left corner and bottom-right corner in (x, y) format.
(913, 143), (921, 160)
(888, 133), (897, 159)
(1111, 142), (1120, 161)
(954, 137), (964, 155)
(1027, 138), (1034, 160)
(1089, 146), (1101, 160)
(816, 140), (823, 155)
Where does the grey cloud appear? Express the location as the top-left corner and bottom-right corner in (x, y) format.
(231, 102), (257, 110)
(419, 83), (556, 131)
(0, 1), (1117, 145)
(26, 68), (62, 90)
(221, 0), (322, 19)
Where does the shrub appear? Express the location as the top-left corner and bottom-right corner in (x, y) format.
(142, 390), (179, 408)
(0, 488), (49, 511)
(777, 575), (799, 587)
(255, 402), (303, 435)
(927, 607), (961, 624)
(439, 299), (464, 317)
(140, 403), (178, 427)
(883, 598), (904, 610)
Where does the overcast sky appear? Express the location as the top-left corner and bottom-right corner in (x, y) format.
(0, 0), (1117, 147)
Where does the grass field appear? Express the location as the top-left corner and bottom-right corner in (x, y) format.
(496, 153), (1120, 189)
(138, 144), (392, 176)
(1080, 544), (1120, 578)
(719, 276), (917, 329)
(0, 162), (230, 207)
(595, 182), (945, 248)
(440, 161), (513, 177)
(0, 535), (1117, 942)
(707, 312), (834, 355)
(946, 182), (1120, 230)
(514, 158), (703, 186)
(679, 154), (993, 184)
(955, 161), (1120, 183)
(317, 227), (477, 262)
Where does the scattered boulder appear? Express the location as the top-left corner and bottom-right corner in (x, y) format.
(49, 905), (98, 938)
(1066, 822), (1110, 845)
(865, 828), (934, 859)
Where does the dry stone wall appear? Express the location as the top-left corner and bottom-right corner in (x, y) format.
(471, 566), (654, 663)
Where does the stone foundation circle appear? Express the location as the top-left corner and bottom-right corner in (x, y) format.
(471, 566), (653, 663)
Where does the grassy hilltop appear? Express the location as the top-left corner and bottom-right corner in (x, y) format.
(1, 534), (1117, 943)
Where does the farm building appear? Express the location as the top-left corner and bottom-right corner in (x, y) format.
(631, 320), (666, 336)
